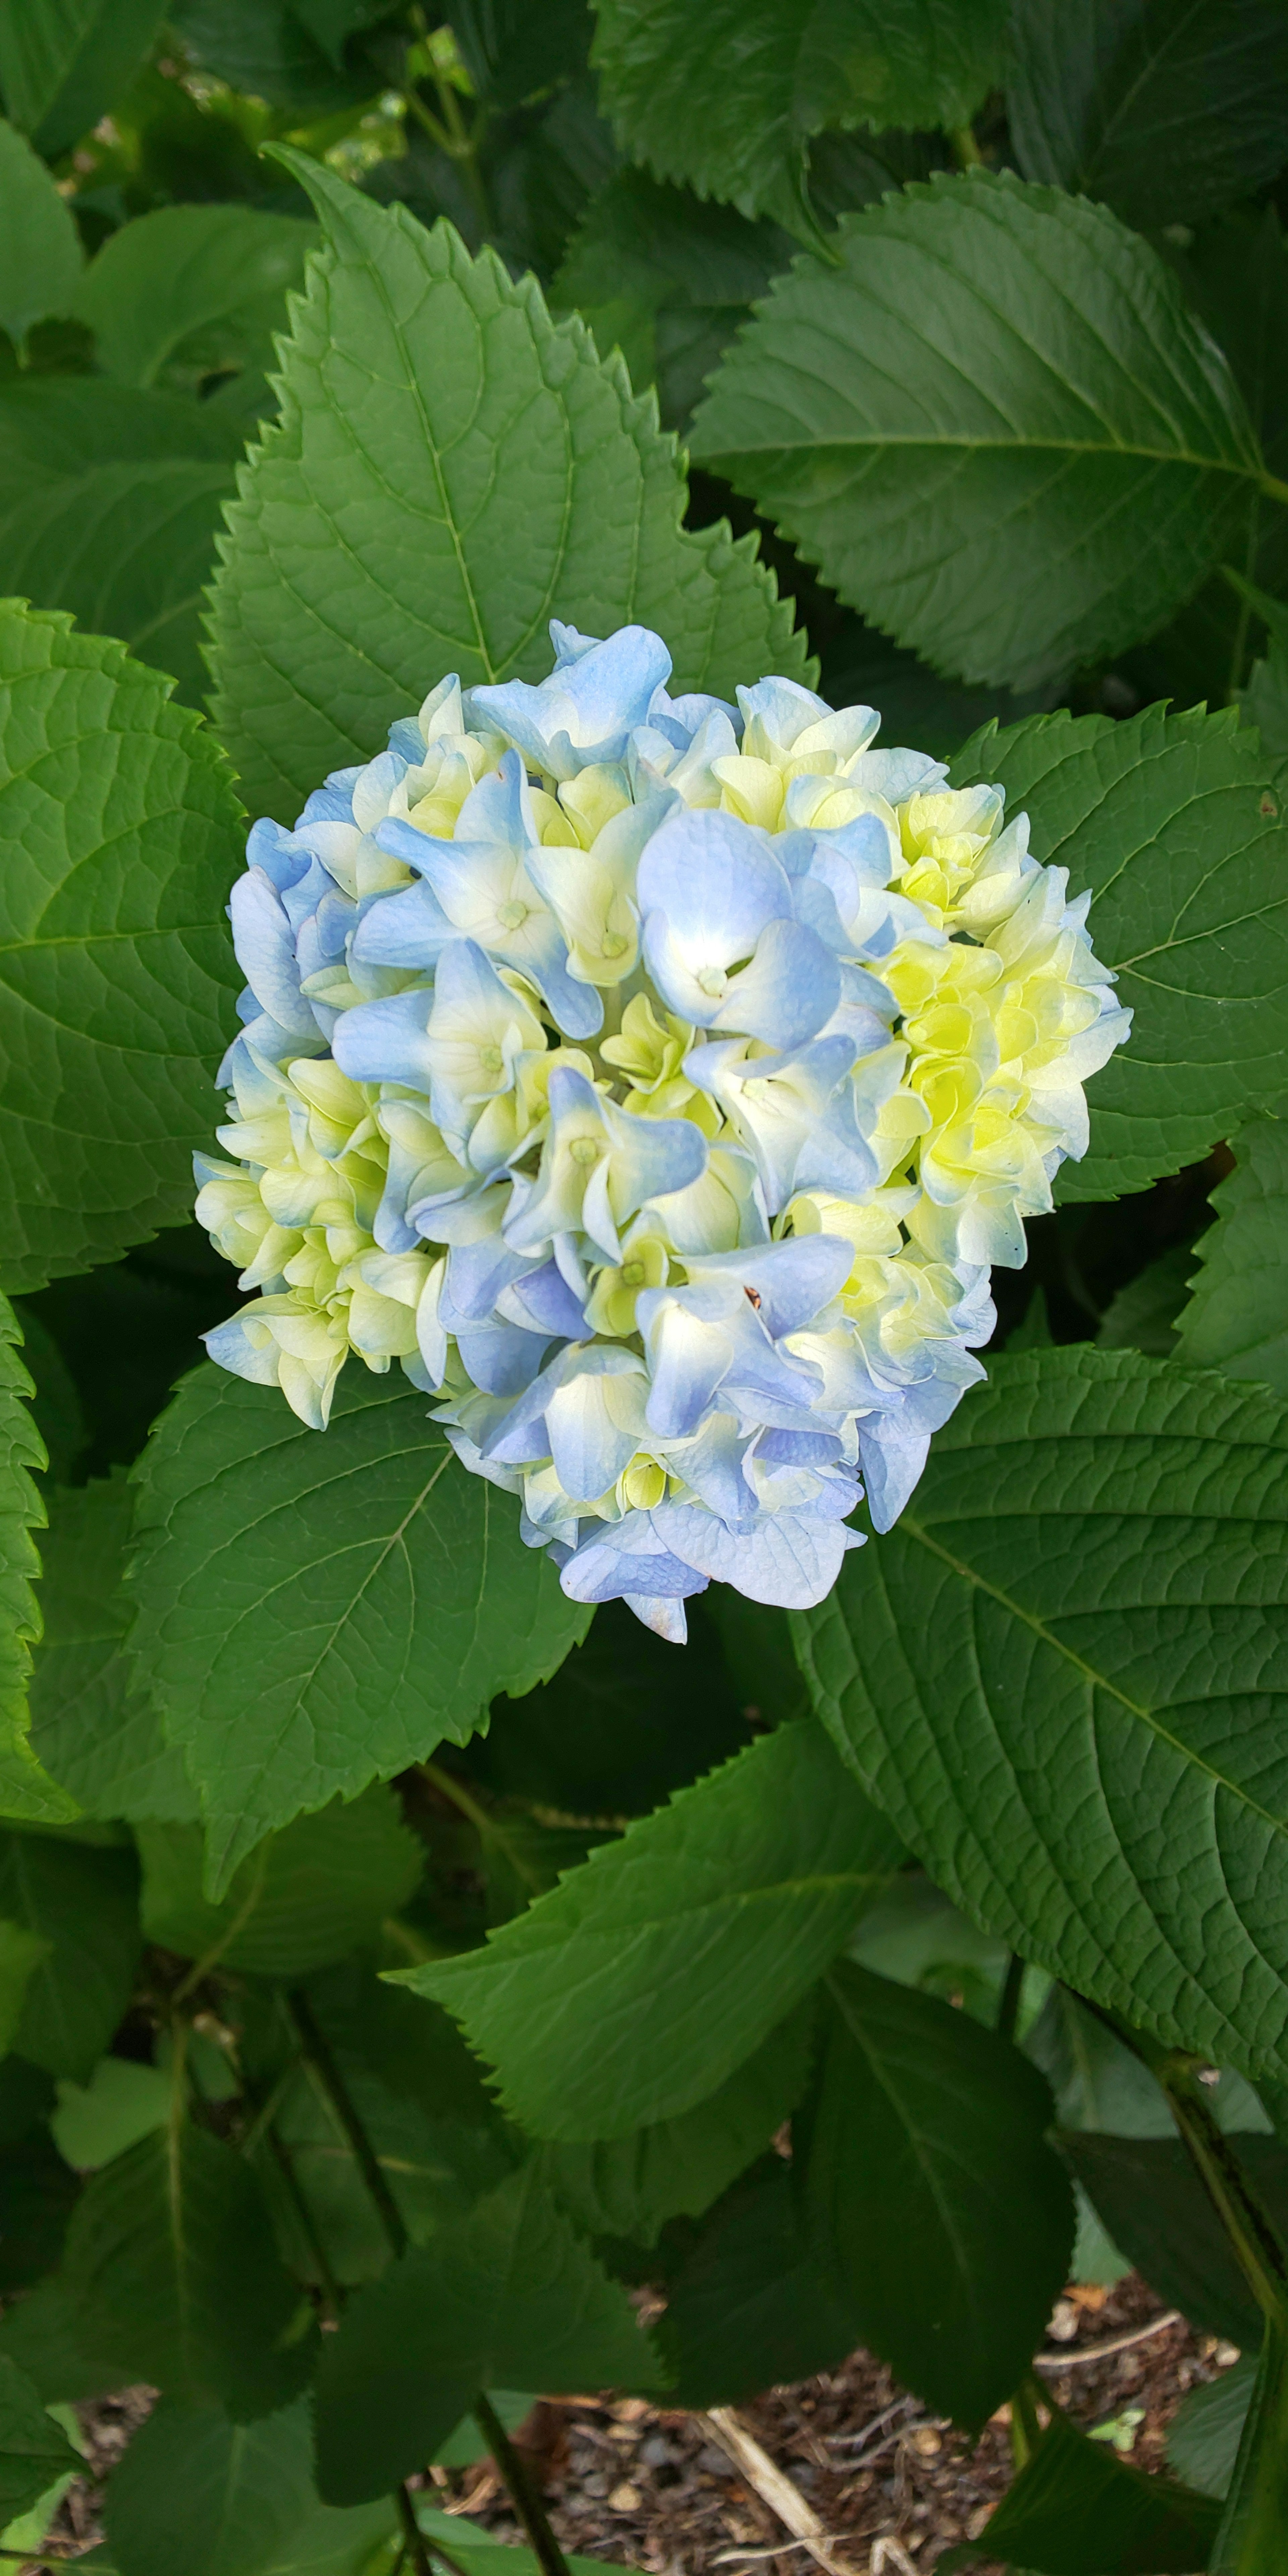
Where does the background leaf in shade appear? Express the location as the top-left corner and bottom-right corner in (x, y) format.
(26, 1475), (197, 1826)
(0, 121), (82, 354)
(1008, 0), (1288, 233)
(942, 2399), (1222, 2574)
(0, 0), (169, 159)
(690, 172), (1260, 692)
(793, 1348), (1288, 2088)
(0, 602), (243, 1293)
(410, 1719), (903, 2138)
(1060, 2129), (1288, 2350)
(73, 204), (315, 404)
(0, 1833), (139, 2082)
(588, 0), (1007, 216)
(655, 2152), (858, 2408)
(1174, 1112), (1288, 1394)
(0, 1298), (75, 1824)
(60, 2122), (314, 2418)
(101, 2394), (400, 2576)
(0, 381), (243, 704)
(950, 705), (1288, 1201)
(313, 2162), (661, 2502)
(127, 1366), (592, 1894)
(136, 1786), (423, 1977)
(798, 1964), (1073, 2427)
(205, 152), (809, 823)
(0, 2353), (80, 2524)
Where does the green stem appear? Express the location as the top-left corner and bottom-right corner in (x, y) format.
(265, 2116), (345, 2322)
(473, 2395), (571, 2576)
(398, 2482), (437, 2576)
(950, 124), (982, 168)
(1009, 2375), (1043, 2471)
(996, 1953), (1025, 2045)
(1210, 2315), (1288, 2575)
(285, 1987), (409, 2260)
(419, 1760), (543, 1897)
(1258, 470), (1288, 509)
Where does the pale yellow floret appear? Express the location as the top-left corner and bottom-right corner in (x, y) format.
(584, 1227), (671, 1336)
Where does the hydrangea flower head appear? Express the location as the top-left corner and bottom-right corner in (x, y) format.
(197, 624), (1130, 1641)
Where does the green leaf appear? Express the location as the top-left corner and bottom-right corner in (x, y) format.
(1096, 1248), (1190, 1359)
(794, 1346), (1288, 2088)
(690, 170), (1260, 692)
(0, 599), (243, 1294)
(73, 205), (315, 398)
(0, 122), (82, 352)
(949, 704), (1288, 1200)
(539, 2001), (814, 2245)
(14, 1307), (86, 1484)
(168, 0), (379, 115)
(0, 380), (242, 704)
(471, 1595), (753, 1817)
(1009, 0), (1288, 232)
(552, 171), (794, 429)
(449, 0), (594, 111)
(588, 0), (1007, 216)
(950, 2408), (1220, 2573)
(656, 2152), (858, 2407)
(0, 2128), (79, 2289)
(127, 1364), (591, 1895)
(0, 1833), (139, 2081)
(0, 2354), (80, 2524)
(1175, 1115), (1288, 1395)
(0, 0), (169, 158)
(102, 2397), (396, 2576)
(406, 1718), (903, 2139)
(26, 1476), (197, 1826)
(61, 2121), (314, 2417)
(205, 151), (808, 825)
(0, 2274), (126, 2404)
(313, 2161), (661, 2503)
(1167, 2354), (1256, 2503)
(51, 2056), (170, 2171)
(137, 1786), (422, 1977)
(799, 1962), (1072, 2427)
(0, 1921), (48, 2054)
(0, 1298), (75, 1824)
(1061, 2130), (1288, 2348)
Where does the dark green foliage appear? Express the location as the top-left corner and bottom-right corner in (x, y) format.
(943, 2402), (1222, 2573)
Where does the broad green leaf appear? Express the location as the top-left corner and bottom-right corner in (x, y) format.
(127, 1365), (591, 1895)
(0, 122), (82, 353)
(473, 1594), (753, 1817)
(51, 2057), (169, 2171)
(61, 2121), (314, 2417)
(848, 1867), (1011, 2025)
(1009, 0), (1288, 232)
(588, 0), (1007, 216)
(0, 380), (242, 703)
(1061, 2130), (1288, 2348)
(0, 1920), (47, 2054)
(27, 1477), (197, 1826)
(14, 1307), (86, 1483)
(313, 2161), (661, 2503)
(449, 0), (594, 111)
(950, 705), (1288, 1200)
(1096, 1248), (1190, 1359)
(1168, 2355), (1256, 2503)
(205, 152), (808, 825)
(947, 2403), (1221, 2575)
(102, 2397), (396, 2576)
(553, 171), (794, 429)
(0, 1833), (139, 2081)
(0, 600), (243, 1293)
(73, 205), (314, 398)
(690, 171), (1261, 692)
(0, 0), (168, 158)
(0, 1298), (74, 1823)
(656, 2153), (857, 2407)
(0, 2275), (126, 2404)
(1176, 1115), (1288, 1394)
(168, 0), (379, 115)
(137, 1786), (422, 1977)
(407, 1718), (903, 2139)
(539, 2002), (814, 2244)
(794, 1347), (1288, 2087)
(799, 1963), (1072, 2427)
(0, 2355), (79, 2524)
(409, 2513), (623, 2576)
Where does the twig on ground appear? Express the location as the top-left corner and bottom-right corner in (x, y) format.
(700, 2408), (859, 2576)
(1033, 2311), (1182, 2369)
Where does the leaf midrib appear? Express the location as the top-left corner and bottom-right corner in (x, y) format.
(900, 1510), (1288, 1840)
(704, 427), (1258, 479)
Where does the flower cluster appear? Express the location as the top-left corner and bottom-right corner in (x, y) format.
(197, 623), (1130, 1639)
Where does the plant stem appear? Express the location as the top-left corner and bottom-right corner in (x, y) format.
(950, 124), (982, 167)
(474, 2394), (572, 2576)
(285, 1986), (409, 2260)
(419, 1759), (544, 1897)
(398, 2481), (438, 2576)
(1211, 2316), (1288, 2574)
(996, 1952), (1025, 2044)
(1008, 2375), (1043, 2471)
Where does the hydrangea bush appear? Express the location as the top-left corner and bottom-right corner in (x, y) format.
(198, 623), (1127, 1632)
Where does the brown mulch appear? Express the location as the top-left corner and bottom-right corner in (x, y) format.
(28, 2277), (1239, 2572)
